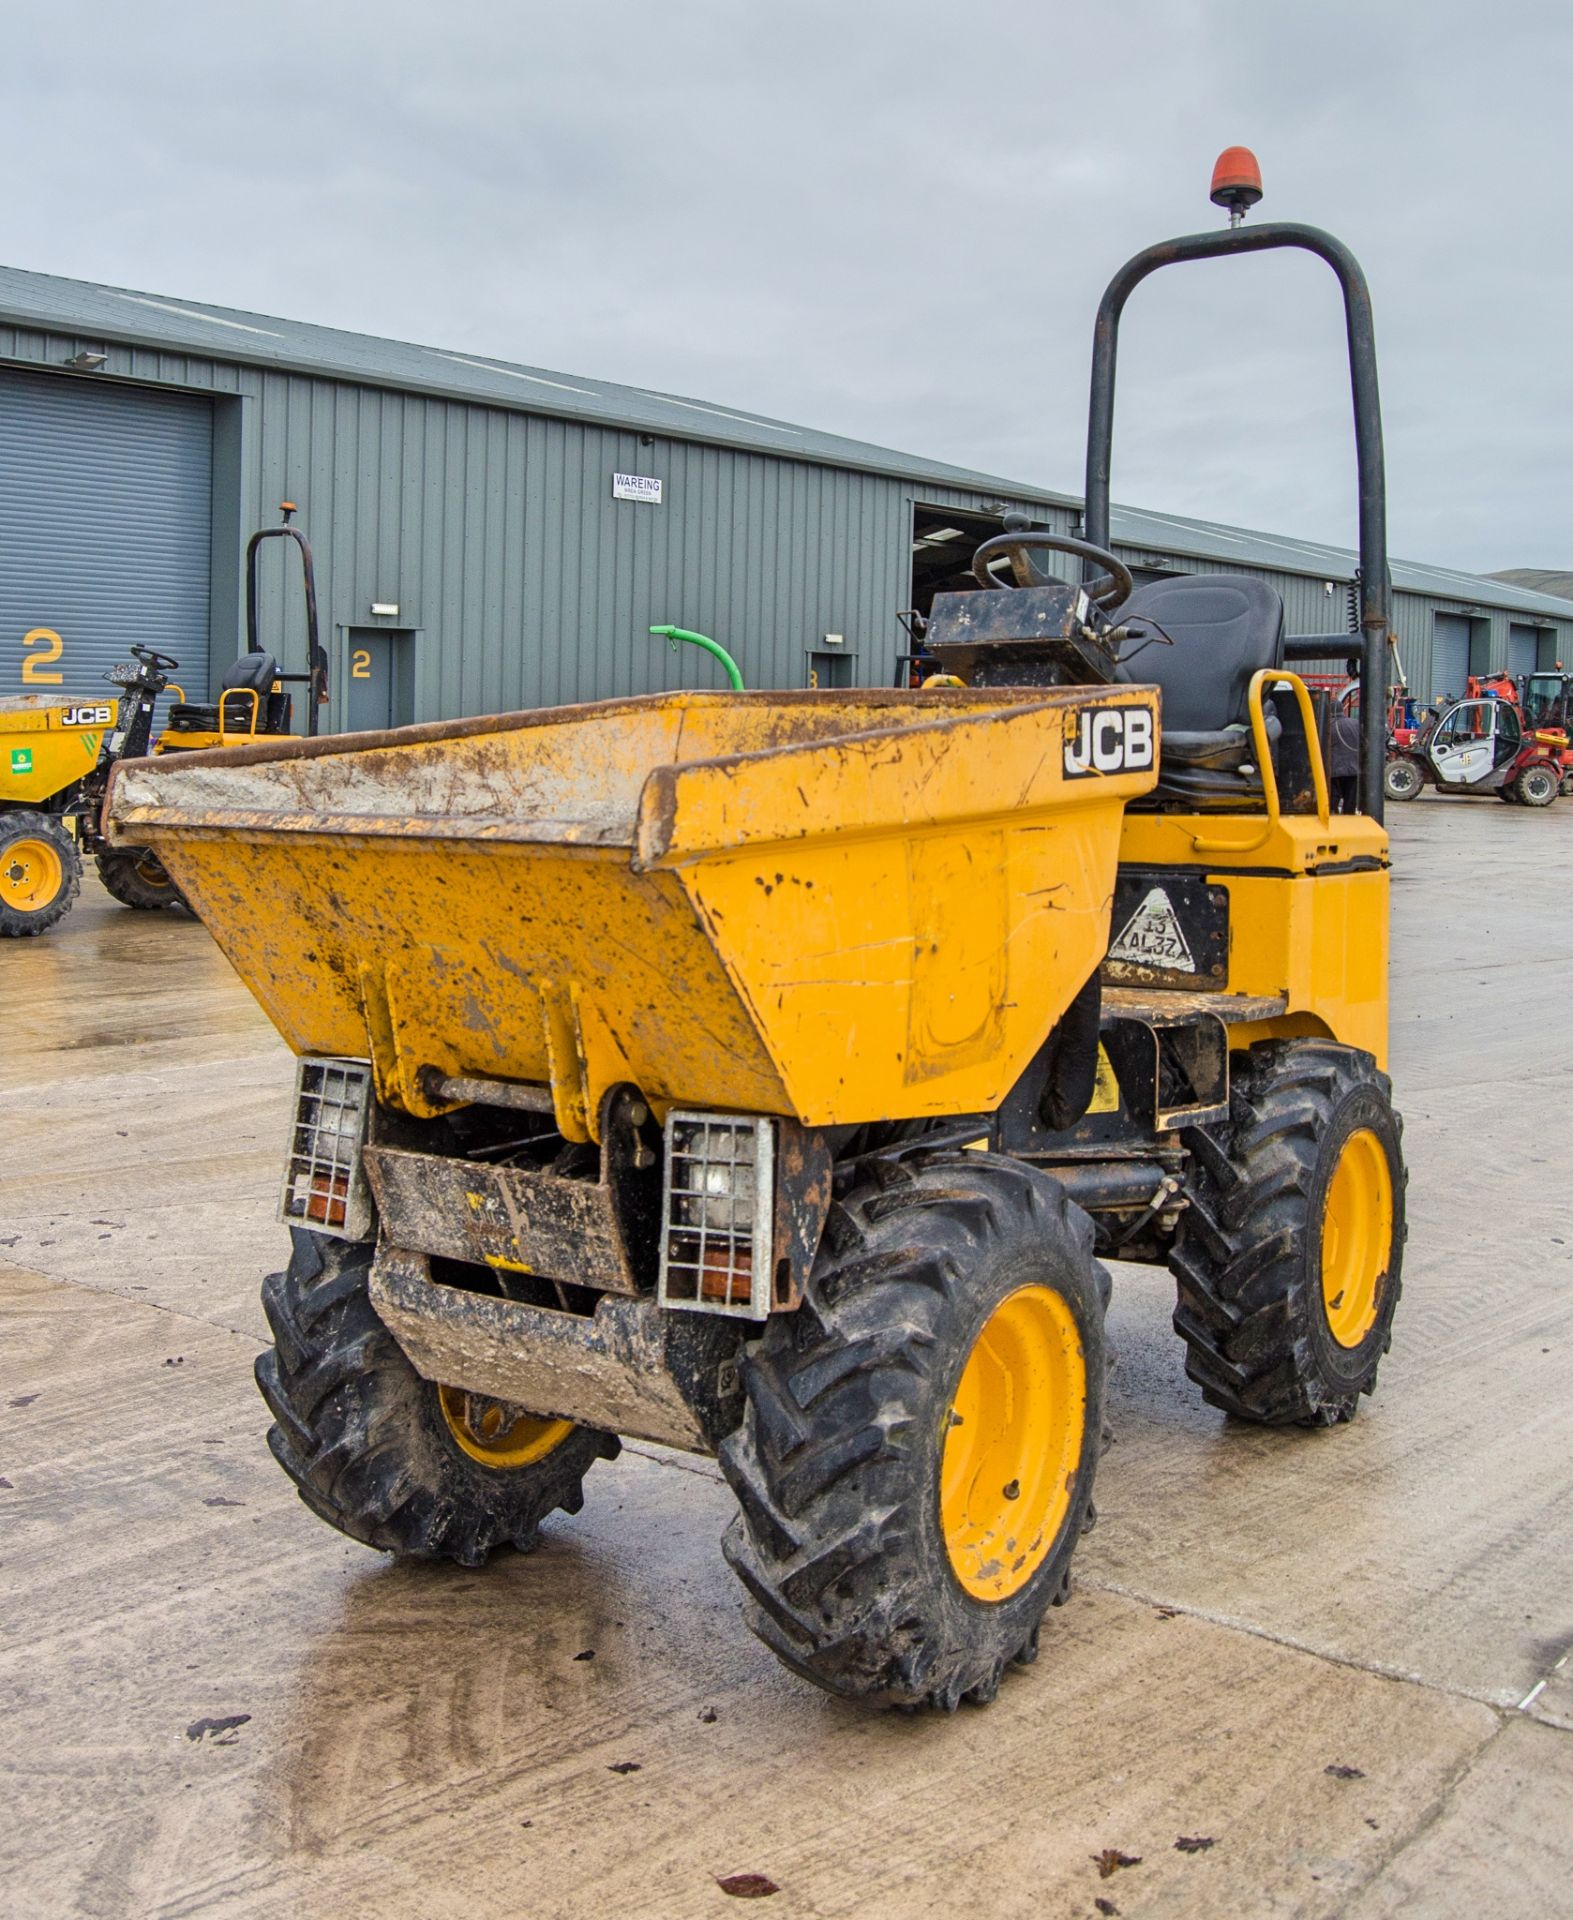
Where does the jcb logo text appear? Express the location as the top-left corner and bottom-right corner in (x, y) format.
(1063, 706), (1155, 778)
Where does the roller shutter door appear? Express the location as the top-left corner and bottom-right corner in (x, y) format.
(1430, 614), (1471, 702)
(1507, 623), (1541, 678)
(0, 367), (212, 706)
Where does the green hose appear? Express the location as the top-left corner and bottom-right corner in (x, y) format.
(650, 624), (746, 692)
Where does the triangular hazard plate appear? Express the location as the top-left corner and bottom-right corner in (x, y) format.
(1110, 886), (1196, 973)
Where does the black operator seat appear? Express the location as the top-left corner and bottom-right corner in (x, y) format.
(1114, 575), (1286, 806)
(223, 651), (280, 696)
(166, 652), (286, 736)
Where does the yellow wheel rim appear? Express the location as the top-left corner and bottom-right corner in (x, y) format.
(941, 1284), (1087, 1603)
(437, 1384), (574, 1469)
(1320, 1128), (1393, 1349)
(0, 837), (65, 913)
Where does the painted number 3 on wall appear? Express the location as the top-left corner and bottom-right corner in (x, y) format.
(351, 648), (372, 680)
(22, 628), (64, 685)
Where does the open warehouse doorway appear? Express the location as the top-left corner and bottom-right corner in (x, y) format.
(910, 505), (1008, 617)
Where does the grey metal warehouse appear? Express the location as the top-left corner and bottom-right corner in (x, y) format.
(3, 262), (1570, 726)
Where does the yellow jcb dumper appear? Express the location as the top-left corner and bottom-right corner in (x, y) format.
(0, 506), (328, 932)
(105, 160), (1404, 1711)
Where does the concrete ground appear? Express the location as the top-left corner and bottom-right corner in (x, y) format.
(2, 795), (1570, 1920)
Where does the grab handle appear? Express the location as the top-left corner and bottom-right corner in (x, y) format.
(1189, 669), (1329, 853)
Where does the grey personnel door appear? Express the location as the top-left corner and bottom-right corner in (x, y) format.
(342, 628), (415, 733)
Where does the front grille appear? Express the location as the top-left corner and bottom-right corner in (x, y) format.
(279, 1057), (375, 1240)
(658, 1112), (775, 1317)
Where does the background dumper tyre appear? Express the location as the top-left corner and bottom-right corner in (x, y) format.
(1382, 756), (1424, 802)
(255, 1229), (619, 1564)
(1170, 1040), (1406, 1427)
(0, 810), (82, 937)
(1514, 762), (1559, 807)
(96, 847), (190, 911)
(720, 1151), (1108, 1711)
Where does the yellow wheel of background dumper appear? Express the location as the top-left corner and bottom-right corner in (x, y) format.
(0, 811), (82, 937)
(96, 847), (190, 913)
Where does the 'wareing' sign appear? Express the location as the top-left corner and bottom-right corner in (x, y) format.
(612, 473), (663, 504)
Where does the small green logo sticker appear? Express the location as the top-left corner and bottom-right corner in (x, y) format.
(10, 748), (32, 775)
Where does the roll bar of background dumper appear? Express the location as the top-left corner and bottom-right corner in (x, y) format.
(1083, 221), (1390, 822)
(245, 508), (329, 739)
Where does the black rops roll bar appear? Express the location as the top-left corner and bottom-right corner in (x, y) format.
(245, 503), (329, 738)
(1083, 221), (1390, 822)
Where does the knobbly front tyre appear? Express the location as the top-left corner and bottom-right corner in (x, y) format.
(720, 1151), (1108, 1711)
(255, 1229), (619, 1564)
(1170, 1040), (1406, 1427)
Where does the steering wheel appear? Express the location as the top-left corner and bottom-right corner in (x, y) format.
(129, 644), (181, 672)
(971, 530), (1135, 611)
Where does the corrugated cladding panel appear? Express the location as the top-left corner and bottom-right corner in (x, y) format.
(10, 315), (1572, 726)
(1391, 598), (1573, 701)
(241, 393), (979, 714)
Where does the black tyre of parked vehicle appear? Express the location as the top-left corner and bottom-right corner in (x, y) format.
(1514, 762), (1559, 808)
(256, 1229), (619, 1564)
(96, 847), (189, 911)
(720, 1151), (1108, 1711)
(1382, 756), (1424, 801)
(1170, 1040), (1405, 1428)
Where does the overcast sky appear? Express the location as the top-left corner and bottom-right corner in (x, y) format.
(6, 1), (1570, 572)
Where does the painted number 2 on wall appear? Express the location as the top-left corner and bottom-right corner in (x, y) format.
(21, 628), (65, 685)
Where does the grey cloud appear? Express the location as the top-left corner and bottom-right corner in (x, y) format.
(5, 0), (1569, 570)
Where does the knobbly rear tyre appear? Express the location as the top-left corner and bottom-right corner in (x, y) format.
(1170, 1041), (1405, 1427)
(255, 1229), (619, 1564)
(720, 1152), (1108, 1711)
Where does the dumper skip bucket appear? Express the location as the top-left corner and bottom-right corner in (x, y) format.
(106, 686), (1158, 1138)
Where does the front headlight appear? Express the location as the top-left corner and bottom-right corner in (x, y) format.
(659, 1112), (775, 1317)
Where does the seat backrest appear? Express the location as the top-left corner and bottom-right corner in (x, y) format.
(222, 651), (280, 695)
(1116, 575), (1285, 732)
